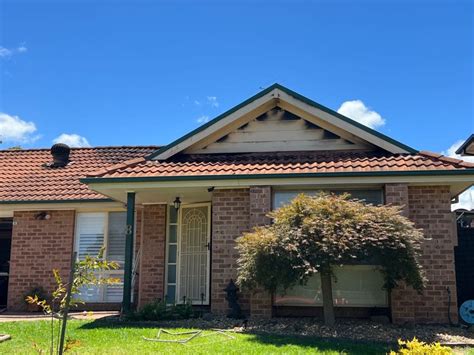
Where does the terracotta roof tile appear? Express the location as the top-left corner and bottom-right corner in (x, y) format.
(0, 146), (158, 202)
(88, 150), (474, 179)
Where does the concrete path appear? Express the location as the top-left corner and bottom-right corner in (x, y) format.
(0, 310), (119, 322)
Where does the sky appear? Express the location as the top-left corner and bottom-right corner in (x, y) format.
(0, 0), (473, 206)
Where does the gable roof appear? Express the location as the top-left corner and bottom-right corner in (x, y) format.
(0, 146), (157, 203)
(456, 134), (474, 156)
(148, 83), (417, 160)
(83, 150), (474, 182)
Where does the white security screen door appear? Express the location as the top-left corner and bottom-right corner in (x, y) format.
(178, 204), (210, 304)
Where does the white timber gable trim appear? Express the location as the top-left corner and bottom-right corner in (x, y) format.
(152, 86), (412, 160)
(187, 107), (370, 154)
(276, 90), (409, 154)
(153, 89), (279, 160)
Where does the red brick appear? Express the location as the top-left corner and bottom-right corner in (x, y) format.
(137, 204), (166, 308)
(386, 184), (458, 324)
(8, 210), (75, 311)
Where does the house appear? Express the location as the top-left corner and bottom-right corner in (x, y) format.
(456, 134), (474, 156)
(1, 84), (473, 324)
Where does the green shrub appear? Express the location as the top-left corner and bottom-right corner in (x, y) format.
(131, 299), (196, 321)
(390, 338), (452, 355)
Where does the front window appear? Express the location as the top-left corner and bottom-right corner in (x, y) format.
(273, 189), (383, 208)
(274, 265), (388, 307)
(273, 189), (388, 308)
(74, 212), (126, 303)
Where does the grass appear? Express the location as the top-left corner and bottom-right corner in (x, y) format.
(0, 319), (392, 354)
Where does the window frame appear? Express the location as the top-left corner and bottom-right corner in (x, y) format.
(74, 210), (129, 303)
(273, 264), (389, 308)
(272, 187), (384, 210)
(271, 187), (388, 308)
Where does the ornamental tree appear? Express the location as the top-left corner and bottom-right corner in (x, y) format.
(26, 248), (119, 354)
(236, 193), (426, 325)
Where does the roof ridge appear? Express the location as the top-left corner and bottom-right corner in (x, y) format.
(0, 145), (161, 153)
(419, 150), (474, 168)
(87, 157), (148, 177)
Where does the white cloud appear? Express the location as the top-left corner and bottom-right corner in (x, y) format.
(0, 44), (28, 58)
(207, 96), (219, 108)
(0, 112), (38, 143)
(0, 47), (12, 58)
(452, 189), (474, 211)
(197, 115), (210, 124)
(194, 100), (201, 106)
(442, 140), (474, 211)
(53, 133), (91, 147)
(441, 140), (474, 163)
(337, 100), (385, 129)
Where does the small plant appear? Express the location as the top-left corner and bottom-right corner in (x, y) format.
(130, 298), (196, 321)
(26, 248), (119, 354)
(24, 286), (47, 312)
(390, 338), (452, 355)
(135, 299), (169, 320)
(173, 302), (195, 319)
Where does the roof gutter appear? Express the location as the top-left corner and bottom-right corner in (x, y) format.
(0, 198), (115, 205)
(80, 169), (474, 185)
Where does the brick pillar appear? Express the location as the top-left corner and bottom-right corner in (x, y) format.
(385, 183), (417, 324)
(249, 186), (273, 318)
(8, 210), (75, 311)
(211, 189), (250, 314)
(408, 186), (458, 323)
(138, 204), (166, 308)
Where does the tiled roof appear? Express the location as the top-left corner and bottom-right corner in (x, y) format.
(88, 150), (474, 179)
(0, 146), (158, 202)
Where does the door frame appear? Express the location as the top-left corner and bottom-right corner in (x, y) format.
(174, 202), (211, 305)
(0, 218), (13, 308)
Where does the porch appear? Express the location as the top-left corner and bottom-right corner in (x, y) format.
(126, 186), (270, 316)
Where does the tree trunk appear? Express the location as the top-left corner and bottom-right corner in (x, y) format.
(320, 271), (335, 326)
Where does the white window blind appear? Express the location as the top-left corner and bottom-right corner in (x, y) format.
(76, 213), (106, 260)
(274, 265), (388, 307)
(107, 212), (127, 268)
(75, 212), (127, 303)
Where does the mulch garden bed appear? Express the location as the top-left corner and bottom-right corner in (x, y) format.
(106, 316), (474, 346)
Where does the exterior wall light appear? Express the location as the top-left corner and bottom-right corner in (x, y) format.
(35, 211), (51, 220)
(173, 197), (181, 210)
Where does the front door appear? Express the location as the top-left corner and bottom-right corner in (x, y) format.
(177, 204), (211, 304)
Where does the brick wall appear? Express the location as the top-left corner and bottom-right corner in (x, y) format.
(385, 183), (418, 323)
(408, 186), (457, 323)
(8, 210), (75, 311)
(249, 186), (273, 318)
(211, 188), (250, 314)
(385, 184), (458, 324)
(137, 204), (166, 308)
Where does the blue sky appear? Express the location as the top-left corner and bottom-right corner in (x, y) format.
(0, 0), (472, 156)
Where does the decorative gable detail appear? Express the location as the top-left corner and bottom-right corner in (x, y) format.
(150, 84), (416, 160)
(186, 108), (368, 154)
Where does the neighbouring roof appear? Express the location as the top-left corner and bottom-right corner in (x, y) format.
(0, 146), (158, 203)
(456, 134), (474, 156)
(84, 150), (474, 181)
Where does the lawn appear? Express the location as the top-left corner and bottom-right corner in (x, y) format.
(0, 319), (392, 354)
